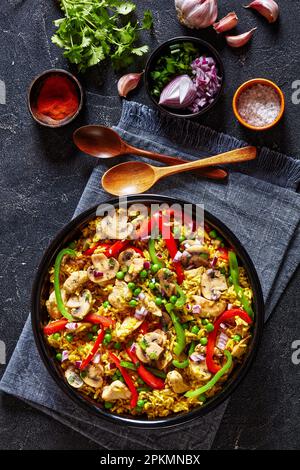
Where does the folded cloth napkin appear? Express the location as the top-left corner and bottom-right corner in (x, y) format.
(1, 101), (300, 450)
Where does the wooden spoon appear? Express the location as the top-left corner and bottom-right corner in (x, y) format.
(102, 146), (257, 196)
(73, 125), (228, 181)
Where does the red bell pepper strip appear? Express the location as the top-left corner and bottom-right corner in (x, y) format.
(163, 229), (185, 284)
(108, 352), (138, 408)
(206, 308), (253, 374)
(43, 319), (68, 335)
(137, 321), (149, 335)
(80, 328), (105, 370)
(126, 347), (165, 389)
(85, 313), (115, 328)
(218, 247), (229, 261)
(83, 243), (111, 257)
(106, 239), (129, 257)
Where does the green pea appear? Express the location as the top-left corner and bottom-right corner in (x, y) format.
(209, 230), (217, 238)
(151, 263), (160, 273)
(129, 299), (138, 308)
(86, 332), (94, 341)
(140, 269), (148, 279)
(179, 235), (186, 243)
(149, 282), (156, 290)
(201, 318), (209, 325)
(53, 333), (61, 341)
(133, 287), (142, 296)
(128, 282), (136, 290)
(55, 352), (62, 361)
(137, 399), (146, 408)
(155, 297), (163, 306)
(103, 300), (110, 308)
(92, 325), (99, 333)
(200, 337), (208, 346)
(191, 325), (200, 334)
(114, 342), (122, 350)
(104, 402), (113, 409)
(103, 333), (112, 345)
(233, 334), (241, 342)
(66, 334), (73, 343)
(116, 271), (125, 280)
(205, 323), (214, 333)
(170, 295), (178, 304)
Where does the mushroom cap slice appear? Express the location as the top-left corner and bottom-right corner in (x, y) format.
(87, 253), (119, 285)
(201, 269), (227, 301)
(65, 367), (83, 388)
(118, 249), (144, 282)
(192, 295), (227, 319)
(166, 370), (189, 394)
(157, 268), (177, 297)
(81, 364), (103, 388)
(135, 343), (150, 364)
(102, 380), (131, 401)
(66, 289), (92, 320)
(63, 271), (89, 294)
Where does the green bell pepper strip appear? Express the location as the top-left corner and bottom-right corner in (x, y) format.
(185, 350), (232, 398)
(175, 283), (186, 309)
(54, 248), (76, 321)
(228, 251), (254, 319)
(119, 361), (137, 371)
(167, 304), (186, 356)
(145, 366), (167, 379)
(148, 238), (163, 268)
(172, 341), (195, 369)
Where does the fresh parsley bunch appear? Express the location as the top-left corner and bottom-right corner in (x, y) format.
(52, 0), (153, 72)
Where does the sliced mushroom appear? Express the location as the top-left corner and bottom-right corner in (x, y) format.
(115, 316), (143, 341)
(135, 343), (150, 364)
(66, 289), (92, 320)
(97, 208), (133, 240)
(81, 364), (103, 388)
(141, 292), (162, 317)
(136, 330), (166, 363)
(108, 280), (132, 308)
(63, 271), (89, 294)
(102, 380), (131, 401)
(65, 367), (83, 388)
(87, 253), (119, 285)
(166, 370), (189, 394)
(188, 360), (212, 383)
(192, 295), (227, 319)
(157, 350), (173, 370)
(231, 336), (251, 359)
(46, 289), (67, 319)
(181, 242), (210, 268)
(157, 268), (177, 297)
(201, 269), (227, 301)
(118, 249), (144, 282)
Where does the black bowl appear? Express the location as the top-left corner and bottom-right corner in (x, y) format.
(31, 195), (264, 428)
(144, 37), (225, 119)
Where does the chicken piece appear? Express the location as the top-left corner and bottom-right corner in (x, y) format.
(157, 268), (177, 297)
(231, 336), (250, 359)
(63, 271), (89, 294)
(102, 380), (131, 401)
(192, 295), (227, 319)
(66, 289), (92, 320)
(166, 370), (189, 394)
(188, 360), (212, 383)
(136, 330), (166, 363)
(108, 280), (132, 308)
(87, 253), (119, 285)
(118, 249), (144, 282)
(115, 317), (143, 341)
(46, 289), (67, 319)
(181, 240), (210, 268)
(201, 269), (227, 301)
(81, 364), (103, 388)
(141, 292), (162, 317)
(96, 208), (133, 240)
(184, 267), (203, 280)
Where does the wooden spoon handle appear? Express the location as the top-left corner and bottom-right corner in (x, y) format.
(127, 145), (228, 180)
(155, 146), (257, 179)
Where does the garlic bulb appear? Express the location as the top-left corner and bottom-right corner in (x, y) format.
(175, 0), (218, 29)
(244, 0), (279, 24)
(226, 28), (257, 48)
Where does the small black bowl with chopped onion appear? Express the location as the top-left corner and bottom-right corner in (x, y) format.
(144, 36), (225, 119)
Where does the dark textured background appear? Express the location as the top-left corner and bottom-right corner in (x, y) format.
(0, 0), (299, 450)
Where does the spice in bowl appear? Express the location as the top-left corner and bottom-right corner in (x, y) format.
(233, 79), (284, 131)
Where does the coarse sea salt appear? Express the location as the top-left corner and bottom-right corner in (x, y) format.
(237, 84), (281, 127)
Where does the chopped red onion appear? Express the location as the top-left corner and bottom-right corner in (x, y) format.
(159, 75), (197, 109)
(135, 306), (148, 320)
(109, 362), (116, 370)
(217, 332), (229, 350)
(190, 353), (205, 362)
(143, 261), (151, 269)
(62, 350), (69, 362)
(210, 256), (218, 268)
(130, 343), (136, 353)
(220, 323), (227, 330)
(192, 304), (202, 314)
(75, 360), (82, 368)
(94, 271), (103, 278)
(65, 322), (79, 330)
(173, 250), (183, 262)
(92, 353), (101, 364)
(138, 292), (146, 300)
(188, 56), (222, 113)
(186, 304), (191, 311)
(227, 303), (233, 310)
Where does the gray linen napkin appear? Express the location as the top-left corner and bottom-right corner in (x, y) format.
(1, 101), (300, 450)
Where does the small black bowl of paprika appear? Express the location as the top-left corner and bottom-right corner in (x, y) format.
(28, 69), (84, 128)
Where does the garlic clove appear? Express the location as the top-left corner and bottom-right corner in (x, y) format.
(213, 12), (238, 33)
(175, 0), (218, 29)
(244, 0), (279, 24)
(226, 28), (257, 48)
(117, 72), (143, 98)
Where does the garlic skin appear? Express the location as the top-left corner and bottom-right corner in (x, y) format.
(175, 0), (218, 29)
(117, 72), (143, 98)
(213, 11), (238, 33)
(244, 0), (279, 23)
(226, 28), (257, 48)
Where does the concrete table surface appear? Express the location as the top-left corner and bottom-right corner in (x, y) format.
(0, 0), (299, 450)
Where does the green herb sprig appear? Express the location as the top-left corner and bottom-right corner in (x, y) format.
(52, 0), (153, 72)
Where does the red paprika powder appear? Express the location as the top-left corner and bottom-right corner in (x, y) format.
(37, 75), (79, 120)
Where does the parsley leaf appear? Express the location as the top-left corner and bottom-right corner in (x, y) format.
(142, 10), (153, 30)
